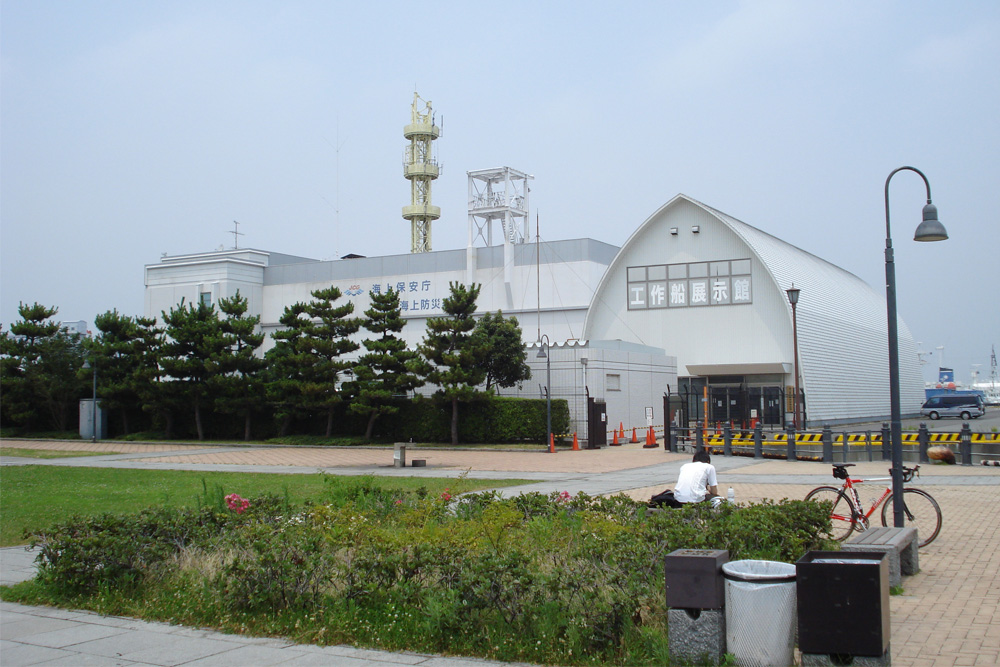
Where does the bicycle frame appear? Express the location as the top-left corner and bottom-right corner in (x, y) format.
(836, 474), (894, 529)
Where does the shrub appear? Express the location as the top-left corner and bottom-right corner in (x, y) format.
(20, 482), (834, 665)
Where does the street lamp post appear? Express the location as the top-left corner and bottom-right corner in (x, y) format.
(785, 285), (801, 429)
(883, 166), (948, 527)
(537, 335), (552, 451)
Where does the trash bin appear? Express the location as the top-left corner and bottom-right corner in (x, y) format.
(796, 550), (889, 658)
(722, 559), (797, 667)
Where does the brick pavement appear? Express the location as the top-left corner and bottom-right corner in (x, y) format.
(3, 439), (999, 665)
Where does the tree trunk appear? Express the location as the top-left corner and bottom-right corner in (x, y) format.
(243, 412), (252, 441)
(279, 414), (291, 437)
(451, 397), (459, 446)
(164, 411), (174, 440)
(365, 411), (377, 441)
(121, 411), (130, 436)
(325, 407), (334, 438)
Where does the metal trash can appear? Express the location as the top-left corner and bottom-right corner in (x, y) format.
(722, 559), (797, 667)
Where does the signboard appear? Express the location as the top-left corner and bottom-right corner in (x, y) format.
(627, 259), (752, 310)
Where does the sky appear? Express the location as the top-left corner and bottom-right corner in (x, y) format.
(2, 0), (998, 387)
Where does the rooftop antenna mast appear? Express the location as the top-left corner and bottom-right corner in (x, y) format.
(231, 221), (244, 249)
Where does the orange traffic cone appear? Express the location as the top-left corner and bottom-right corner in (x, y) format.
(611, 428), (620, 446)
(572, 432), (580, 451)
(644, 426), (656, 448)
(549, 432), (556, 453)
(630, 427), (638, 443)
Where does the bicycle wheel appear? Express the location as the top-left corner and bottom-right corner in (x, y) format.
(881, 488), (942, 547)
(805, 486), (856, 541)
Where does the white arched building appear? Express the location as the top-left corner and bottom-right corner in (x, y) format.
(578, 194), (923, 427)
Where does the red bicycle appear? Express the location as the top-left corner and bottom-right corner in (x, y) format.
(805, 463), (942, 547)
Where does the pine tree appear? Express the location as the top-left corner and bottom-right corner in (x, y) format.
(351, 288), (424, 440)
(88, 310), (152, 435)
(132, 316), (173, 437)
(417, 282), (487, 446)
(0, 303), (86, 431)
(303, 286), (361, 437)
(214, 292), (265, 440)
(159, 299), (225, 440)
(472, 310), (532, 391)
(265, 302), (314, 436)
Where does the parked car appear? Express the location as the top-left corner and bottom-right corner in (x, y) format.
(920, 394), (986, 420)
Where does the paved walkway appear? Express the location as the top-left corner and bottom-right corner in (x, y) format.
(2, 439), (999, 666)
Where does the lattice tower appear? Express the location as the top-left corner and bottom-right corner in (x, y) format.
(402, 92), (442, 253)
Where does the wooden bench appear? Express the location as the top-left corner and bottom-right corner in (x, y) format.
(843, 526), (919, 588)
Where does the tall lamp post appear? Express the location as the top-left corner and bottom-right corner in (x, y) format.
(785, 285), (801, 429)
(83, 360), (97, 443)
(537, 335), (552, 451)
(884, 166), (948, 527)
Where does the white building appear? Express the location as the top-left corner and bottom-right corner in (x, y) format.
(144, 193), (924, 440)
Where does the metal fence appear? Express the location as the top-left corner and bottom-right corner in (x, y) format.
(661, 421), (1000, 466)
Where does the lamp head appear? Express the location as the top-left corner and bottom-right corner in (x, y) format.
(536, 345), (547, 359)
(914, 203), (948, 242)
(785, 285), (800, 306)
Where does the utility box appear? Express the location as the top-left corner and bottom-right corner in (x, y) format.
(796, 550), (890, 657)
(393, 443), (406, 468)
(665, 549), (728, 609)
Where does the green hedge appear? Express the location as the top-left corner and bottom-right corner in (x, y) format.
(18, 488), (835, 666)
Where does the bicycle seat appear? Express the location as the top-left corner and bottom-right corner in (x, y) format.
(832, 464), (854, 479)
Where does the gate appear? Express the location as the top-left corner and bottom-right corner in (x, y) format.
(587, 396), (607, 449)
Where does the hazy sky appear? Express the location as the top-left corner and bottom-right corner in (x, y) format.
(2, 1), (998, 386)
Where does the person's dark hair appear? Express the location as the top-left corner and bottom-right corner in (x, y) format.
(693, 449), (711, 464)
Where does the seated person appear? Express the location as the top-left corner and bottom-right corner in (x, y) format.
(673, 449), (719, 504)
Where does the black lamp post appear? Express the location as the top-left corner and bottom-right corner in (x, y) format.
(537, 335), (552, 451)
(884, 166), (948, 527)
(785, 285), (801, 429)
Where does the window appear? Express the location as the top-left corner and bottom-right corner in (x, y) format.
(200, 292), (212, 307)
(607, 374), (621, 391)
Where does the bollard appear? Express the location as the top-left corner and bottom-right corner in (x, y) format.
(753, 422), (763, 459)
(822, 426), (833, 463)
(723, 424), (733, 457)
(786, 423), (797, 461)
(696, 421), (704, 450)
(918, 423), (930, 463)
(960, 423), (973, 465)
(866, 431), (874, 462)
(393, 442), (406, 468)
(880, 423), (891, 461)
(841, 431), (849, 463)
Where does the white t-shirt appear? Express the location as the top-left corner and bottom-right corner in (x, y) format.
(673, 461), (718, 504)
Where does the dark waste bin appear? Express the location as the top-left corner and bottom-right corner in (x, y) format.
(796, 550), (890, 657)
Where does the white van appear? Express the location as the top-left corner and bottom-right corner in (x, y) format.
(920, 394), (986, 420)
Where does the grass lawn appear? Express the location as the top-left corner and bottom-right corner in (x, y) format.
(0, 466), (527, 547)
(1, 447), (107, 459)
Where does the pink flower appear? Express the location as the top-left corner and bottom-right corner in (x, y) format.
(558, 491), (572, 502)
(441, 489), (452, 502)
(225, 493), (250, 514)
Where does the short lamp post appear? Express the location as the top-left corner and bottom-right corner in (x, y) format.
(785, 285), (801, 429)
(884, 166), (948, 527)
(537, 335), (552, 451)
(82, 360), (97, 443)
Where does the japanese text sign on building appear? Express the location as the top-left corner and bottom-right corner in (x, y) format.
(627, 259), (752, 310)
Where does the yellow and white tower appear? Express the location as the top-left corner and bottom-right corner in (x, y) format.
(402, 92), (442, 253)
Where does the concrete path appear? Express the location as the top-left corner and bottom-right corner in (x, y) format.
(2, 439), (999, 666)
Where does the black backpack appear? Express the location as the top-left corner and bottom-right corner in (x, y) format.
(648, 489), (684, 509)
